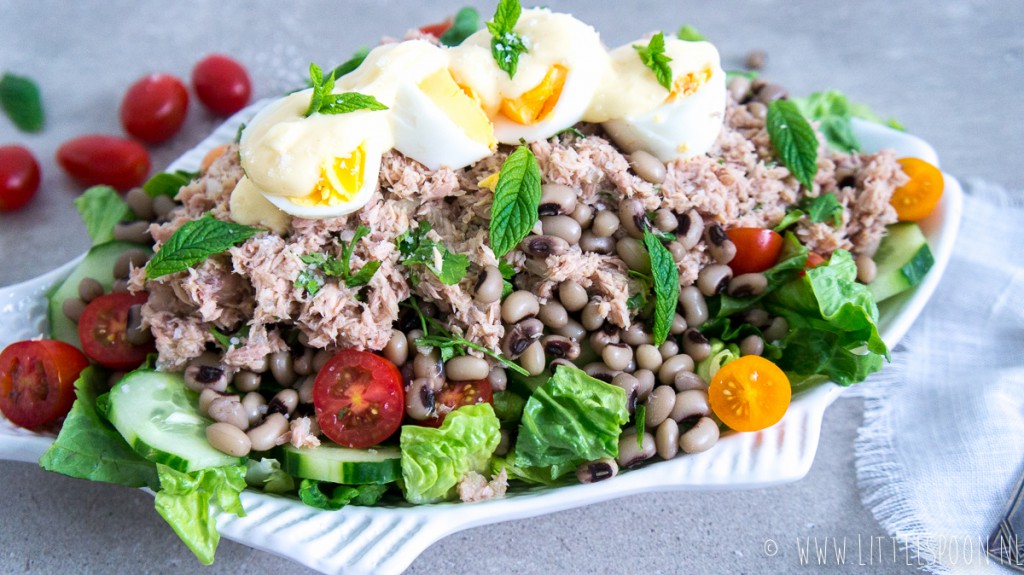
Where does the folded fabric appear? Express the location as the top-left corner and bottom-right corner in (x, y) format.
(854, 179), (1024, 574)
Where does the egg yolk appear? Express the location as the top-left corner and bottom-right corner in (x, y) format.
(418, 68), (496, 149)
(291, 144), (366, 207)
(501, 64), (568, 125)
(666, 66), (714, 102)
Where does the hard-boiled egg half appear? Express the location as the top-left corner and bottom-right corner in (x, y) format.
(451, 8), (611, 144)
(341, 41), (496, 170)
(592, 37), (726, 162)
(236, 88), (390, 219)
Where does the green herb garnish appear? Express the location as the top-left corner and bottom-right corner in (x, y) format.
(0, 72), (43, 132)
(294, 225), (381, 295)
(328, 48), (369, 80)
(396, 222), (470, 286)
(487, 0), (528, 78)
(766, 99), (818, 191)
(634, 32), (673, 91)
(489, 145), (541, 258)
(676, 24), (705, 42)
(642, 230), (680, 346)
(209, 324), (251, 351)
(146, 214), (260, 279)
(304, 63), (387, 117)
(143, 170), (198, 198)
(802, 193), (843, 227)
(440, 7), (481, 46)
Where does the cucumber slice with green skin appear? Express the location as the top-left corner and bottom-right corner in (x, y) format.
(869, 222), (935, 302)
(47, 240), (152, 349)
(106, 370), (244, 473)
(279, 442), (401, 485)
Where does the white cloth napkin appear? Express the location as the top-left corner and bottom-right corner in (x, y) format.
(853, 179), (1024, 574)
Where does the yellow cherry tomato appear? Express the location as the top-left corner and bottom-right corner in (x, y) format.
(891, 157), (944, 222)
(708, 355), (791, 432)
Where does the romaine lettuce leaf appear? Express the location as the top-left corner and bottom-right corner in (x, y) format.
(400, 403), (501, 504)
(39, 367), (158, 489)
(244, 457), (295, 494)
(491, 448), (572, 486)
(766, 249), (889, 385)
(153, 464), (247, 565)
(297, 479), (388, 510)
(73, 185), (134, 245)
(513, 365), (629, 478)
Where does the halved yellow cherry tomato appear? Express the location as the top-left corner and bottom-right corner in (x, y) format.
(891, 157), (944, 222)
(708, 355), (791, 432)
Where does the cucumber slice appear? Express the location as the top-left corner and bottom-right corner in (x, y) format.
(279, 442), (401, 485)
(47, 241), (152, 349)
(106, 370), (244, 472)
(869, 222), (935, 302)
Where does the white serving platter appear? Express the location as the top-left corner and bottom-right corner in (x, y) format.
(0, 104), (962, 575)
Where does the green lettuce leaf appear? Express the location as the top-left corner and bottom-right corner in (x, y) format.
(766, 249), (888, 385)
(400, 403), (501, 504)
(74, 185), (134, 245)
(244, 458), (295, 494)
(154, 464), (247, 565)
(297, 479), (388, 510)
(513, 365), (629, 478)
(39, 367), (159, 489)
(491, 448), (572, 486)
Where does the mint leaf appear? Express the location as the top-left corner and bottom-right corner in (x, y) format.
(634, 32), (673, 91)
(143, 170), (198, 198)
(328, 47), (369, 80)
(305, 63), (330, 116)
(767, 99), (818, 190)
(440, 7), (480, 46)
(0, 72), (43, 132)
(792, 91), (861, 153)
(146, 214), (260, 279)
(489, 146), (541, 258)
(487, 0), (527, 78)
(643, 230), (680, 346)
(676, 24), (705, 41)
(802, 193), (843, 227)
(74, 185), (134, 245)
(396, 222), (469, 286)
(319, 92), (388, 115)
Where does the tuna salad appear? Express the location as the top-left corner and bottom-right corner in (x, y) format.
(11, 0), (944, 565)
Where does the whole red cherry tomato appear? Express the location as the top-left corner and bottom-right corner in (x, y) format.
(0, 145), (41, 212)
(726, 228), (784, 275)
(191, 55), (252, 116)
(120, 73), (189, 143)
(56, 135), (150, 191)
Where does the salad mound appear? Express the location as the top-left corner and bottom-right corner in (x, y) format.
(0, 0), (942, 566)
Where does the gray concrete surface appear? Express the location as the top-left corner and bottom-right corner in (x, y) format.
(0, 1), (1020, 573)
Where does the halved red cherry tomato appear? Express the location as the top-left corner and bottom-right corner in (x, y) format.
(0, 340), (89, 429)
(78, 292), (153, 371)
(0, 145), (40, 212)
(805, 251), (826, 269)
(120, 74), (189, 143)
(313, 350), (405, 448)
(419, 378), (494, 428)
(56, 135), (150, 191)
(192, 54), (252, 116)
(726, 228), (784, 275)
(419, 18), (454, 38)
(708, 355), (791, 432)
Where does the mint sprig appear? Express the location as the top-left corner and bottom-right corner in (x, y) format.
(396, 222), (469, 286)
(634, 32), (673, 92)
(487, 0), (528, 78)
(440, 7), (480, 47)
(328, 48), (369, 80)
(0, 72), (43, 133)
(294, 225), (381, 295)
(304, 63), (387, 117)
(767, 99), (819, 191)
(489, 145), (541, 258)
(146, 214), (260, 279)
(643, 230), (680, 346)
